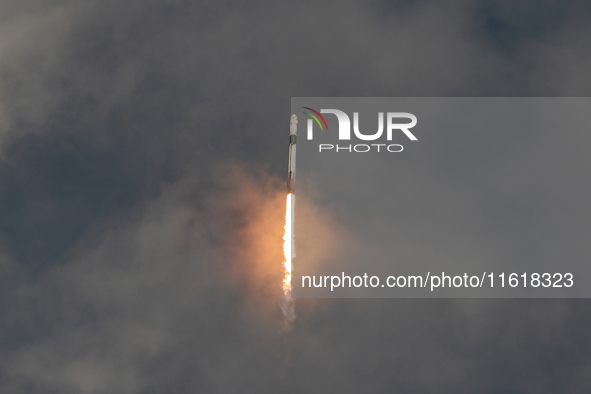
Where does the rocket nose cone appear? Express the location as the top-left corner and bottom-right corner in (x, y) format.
(290, 115), (298, 135)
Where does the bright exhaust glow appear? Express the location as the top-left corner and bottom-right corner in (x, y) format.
(281, 193), (295, 327)
(282, 193), (295, 294)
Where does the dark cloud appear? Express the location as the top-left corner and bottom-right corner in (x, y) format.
(0, 0), (591, 393)
(470, 0), (591, 53)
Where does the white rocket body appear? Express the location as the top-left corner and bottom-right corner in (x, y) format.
(288, 114), (297, 193)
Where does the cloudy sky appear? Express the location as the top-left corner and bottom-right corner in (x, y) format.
(1, 0), (591, 392)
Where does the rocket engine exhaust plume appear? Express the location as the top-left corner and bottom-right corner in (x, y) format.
(281, 114), (298, 328)
(281, 193), (295, 326)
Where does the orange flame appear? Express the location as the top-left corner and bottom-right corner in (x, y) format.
(281, 193), (295, 326)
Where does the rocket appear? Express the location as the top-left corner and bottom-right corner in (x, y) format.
(287, 114), (297, 194)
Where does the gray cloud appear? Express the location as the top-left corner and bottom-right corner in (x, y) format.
(0, 0), (591, 393)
